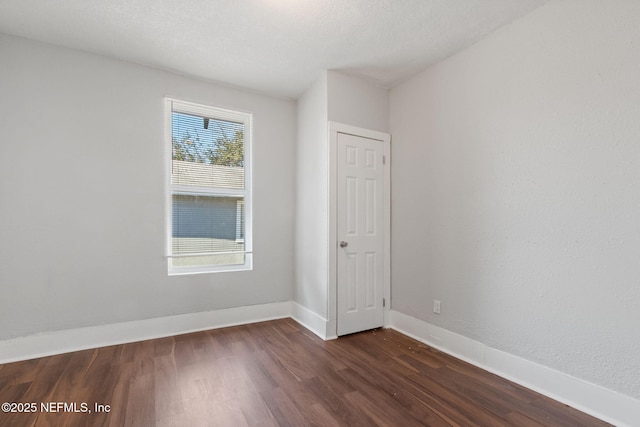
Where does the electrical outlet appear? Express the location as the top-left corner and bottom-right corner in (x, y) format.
(433, 299), (441, 314)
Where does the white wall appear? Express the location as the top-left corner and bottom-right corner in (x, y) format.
(294, 70), (389, 331)
(390, 0), (640, 400)
(0, 34), (296, 341)
(294, 71), (329, 318)
(327, 70), (389, 133)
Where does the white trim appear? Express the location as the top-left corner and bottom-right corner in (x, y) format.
(164, 97), (253, 275)
(291, 302), (337, 341)
(0, 302), (290, 364)
(172, 186), (245, 197)
(169, 250), (251, 258)
(388, 310), (639, 427)
(328, 121), (391, 337)
(166, 256), (253, 275)
(166, 98), (252, 124)
(164, 98), (173, 265)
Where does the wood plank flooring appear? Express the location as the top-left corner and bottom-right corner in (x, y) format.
(0, 318), (611, 426)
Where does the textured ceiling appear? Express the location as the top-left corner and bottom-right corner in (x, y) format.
(0, 0), (548, 99)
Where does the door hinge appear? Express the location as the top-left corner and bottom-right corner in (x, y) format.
(383, 298), (386, 307)
(383, 155), (386, 165)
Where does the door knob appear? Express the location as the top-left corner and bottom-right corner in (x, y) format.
(339, 241), (348, 248)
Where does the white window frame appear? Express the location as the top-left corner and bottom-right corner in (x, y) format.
(164, 98), (253, 275)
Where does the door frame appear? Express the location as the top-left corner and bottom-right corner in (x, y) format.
(328, 121), (391, 338)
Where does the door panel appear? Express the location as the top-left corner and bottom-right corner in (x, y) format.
(337, 132), (385, 336)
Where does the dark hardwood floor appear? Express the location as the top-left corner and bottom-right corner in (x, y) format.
(0, 318), (611, 426)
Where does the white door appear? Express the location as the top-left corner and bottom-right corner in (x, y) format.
(336, 132), (386, 336)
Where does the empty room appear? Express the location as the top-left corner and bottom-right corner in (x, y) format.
(0, 0), (638, 426)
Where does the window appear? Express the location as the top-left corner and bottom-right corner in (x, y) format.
(165, 98), (252, 274)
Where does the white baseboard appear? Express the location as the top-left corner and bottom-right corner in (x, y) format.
(0, 301), (291, 364)
(388, 310), (639, 427)
(291, 302), (337, 340)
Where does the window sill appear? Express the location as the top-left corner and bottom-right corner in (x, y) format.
(168, 258), (253, 276)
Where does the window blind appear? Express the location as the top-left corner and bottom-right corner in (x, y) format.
(166, 99), (252, 273)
